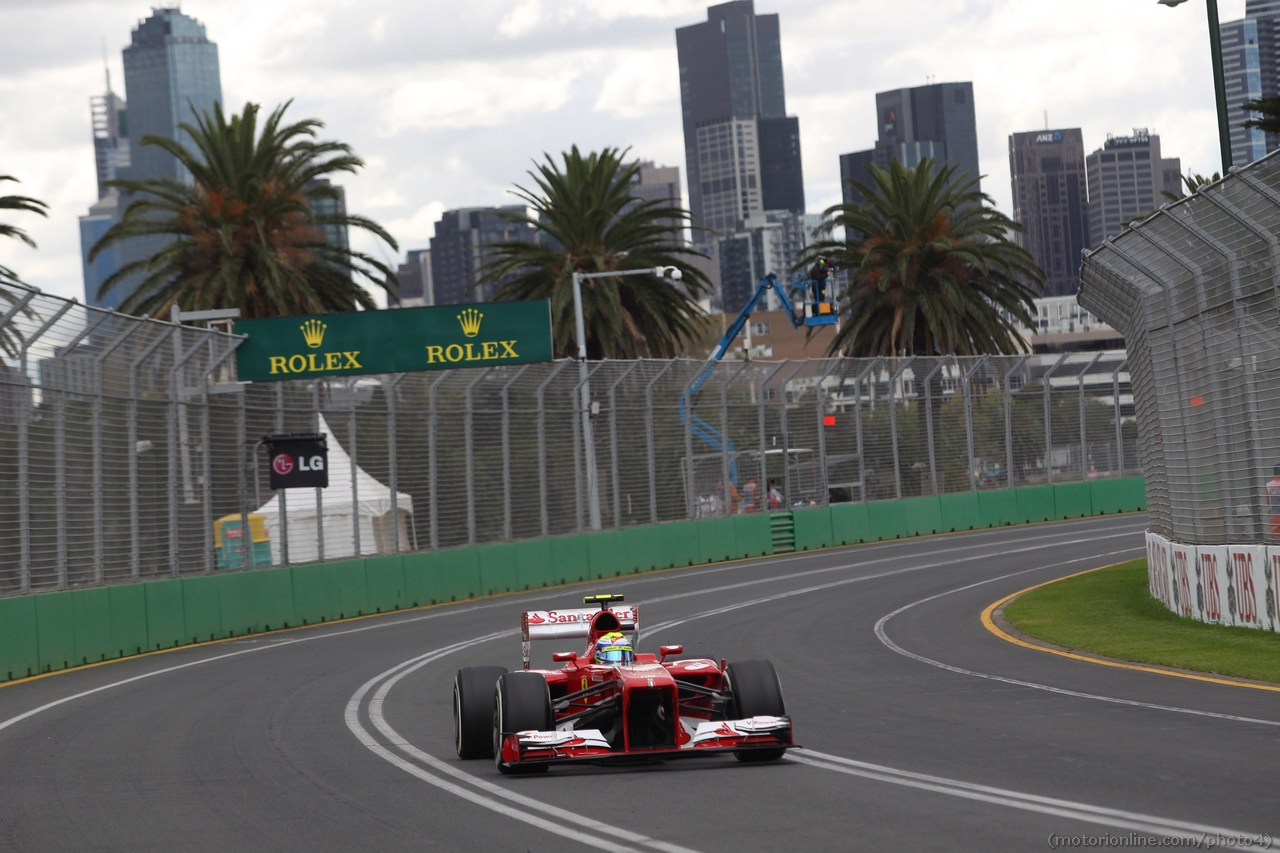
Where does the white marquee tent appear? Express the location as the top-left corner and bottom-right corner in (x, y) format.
(257, 414), (415, 564)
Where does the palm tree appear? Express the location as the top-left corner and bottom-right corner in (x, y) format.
(0, 174), (47, 357)
(476, 146), (711, 359)
(801, 158), (1042, 357)
(88, 101), (398, 318)
(1242, 96), (1280, 134)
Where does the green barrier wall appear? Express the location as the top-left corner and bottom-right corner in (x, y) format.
(0, 477), (1147, 682)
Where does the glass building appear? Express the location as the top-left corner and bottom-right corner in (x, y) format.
(429, 207), (538, 306)
(1221, 17), (1268, 166)
(1085, 130), (1181, 247)
(1008, 129), (1090, 297)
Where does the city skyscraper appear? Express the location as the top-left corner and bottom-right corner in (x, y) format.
(627, 161), (685, 245)
(1085, 130), (1181, 246)
(1246, 1), (1280, 154)
(1221, 17), (1268, 166)
(80, 8), (223, 309)
(676, 1), (805, 235)
(1008, 129), (1090, 297)
(429, 207), (538, 306)
(838, 82), (980, 205)
(79, 67), (131, 310)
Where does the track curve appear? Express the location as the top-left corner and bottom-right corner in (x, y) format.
(1, 515), (1276, 852)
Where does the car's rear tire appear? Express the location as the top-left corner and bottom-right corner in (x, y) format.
(724, 659), (786, 763)
(454, 666), (507, 759)
(493, 672), (553, 775)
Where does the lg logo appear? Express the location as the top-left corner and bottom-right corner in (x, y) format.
(271, 454), (325, 476)
(272, 454), (294, 476)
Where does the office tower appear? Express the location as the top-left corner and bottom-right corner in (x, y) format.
(627, 161), (685, 245)
(304, 179), (350, 253)
(717, 210), (821, 313)
(429, 207), (538, 306)
(1085, 130), (1178, 246)
(676, 1), (805, 235)
(394, 249), (431, 307)
(80, 69), (131, 308)
(1221, 18), (1268, 166)
(838, 81), (980, 212)
(1008, 129), (1090, 297)
(1161, 158), (1184, 198)
(81, 8), (222, 308)
(1247, 1), (1280, 153)
(78, 192), (124, 310)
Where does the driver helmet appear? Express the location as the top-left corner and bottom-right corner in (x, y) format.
(593, 632), (634, 666)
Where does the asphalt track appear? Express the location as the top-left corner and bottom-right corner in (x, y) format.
(2, 514), (1277, 852)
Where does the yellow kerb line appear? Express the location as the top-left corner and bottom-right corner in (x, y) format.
(981, 561), (1280, 694)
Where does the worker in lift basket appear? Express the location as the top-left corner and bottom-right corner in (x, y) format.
(807, 257), (831, 303)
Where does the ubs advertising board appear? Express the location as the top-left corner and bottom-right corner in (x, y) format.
(234, 300), (553, 382)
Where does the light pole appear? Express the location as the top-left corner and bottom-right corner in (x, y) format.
(1159, 0), (1232, 172)
(570, 266), (683, 530)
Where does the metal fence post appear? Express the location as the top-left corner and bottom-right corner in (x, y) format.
(17, 300), (73, 593)
(607, 361), (640, 529)
(778, 361), (808, 507)
(276, 381), (289, 566)
(961, 356), (987, 493)
(535, 362), (568, 537)
(386, 373), (406, 552)
(681, 368), (701, 518)
(851, 358), (881, 502)
(201, 337), (240, 573)
(1112, 358), (1128, 475)
(313, 381), (324, 562)
(645, 360), (675, 524)
(572, 362), (605, 531)
(1077, 352), (1103, 482)
(93, 320), (142, 585)
(349, 395), (360, 557)
(428, 369), (453, 549)
(464, 367), (494, 546)
(168, 335), (209, 576)
(922, 358), (949, 495)
(129, 327), (175, 580)
(887, 358), (915, 500)
(722, 361), (749, 513)
(500, 365), (531, 541)
(1042, 353), (1070, 486)
(1004, 355), (1030, 489)
(813, 361), (841, 505)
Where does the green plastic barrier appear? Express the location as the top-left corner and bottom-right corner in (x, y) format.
(107, 584), (149, 657)
(978, 488), (1018, 527)
(217, 570), (262, 636)
(145, 578), (186, 648)
(663, 521), (702, 568)
(939, 492), (981, 532)
(0, 595), (39, 680)
(622, 526), (660, 572)
(551, 535), (591, 583)
(35, 591), (76, 672)
(792, 507), (834, 551)
(1090, 477), (1147, 514)
(1015, 485), (1056, 524)
(475, 542), (517, 594)
(585, 530), (627, 580)
(365, 555), (407, 612)
(1053, 482), (1094, 520)
(433, 548), (482, 602)
(867, 500), (910, 540)
(71, 587), (112, 665)
(830, 502), (870, 544)
(900, 496), (942, 537)
(697, 517), (737, 563)
(733, 514), (773, 557)
(515, 537), (554, 589)
(253, 567), (297, 629)
(330, 559), (370, 618)
(291, 562), (336, 624)
(181, 575), (224, 642)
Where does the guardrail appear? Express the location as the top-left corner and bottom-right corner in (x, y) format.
(0, 477), (1145, 682)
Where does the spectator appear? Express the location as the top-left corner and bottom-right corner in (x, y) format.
(767, 479), (783, 510)
(728, 480), (741, 515)
(1268, 464), (1280, 538)
(742, 477), (758, 513)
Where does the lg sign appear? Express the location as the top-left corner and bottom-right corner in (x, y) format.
(263, 433), (329, 490)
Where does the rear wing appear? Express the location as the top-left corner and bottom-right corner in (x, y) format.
(521, 605), (639, 670)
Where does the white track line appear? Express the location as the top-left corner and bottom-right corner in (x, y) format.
(791, 751), (1253, 842)
(872, 549), (1280, 728)
(344, 633), (701, 853)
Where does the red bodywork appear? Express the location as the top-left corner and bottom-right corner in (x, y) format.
(498, 604), (794, 768)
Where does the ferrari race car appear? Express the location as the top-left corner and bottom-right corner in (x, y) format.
(453, 594), (795, 773)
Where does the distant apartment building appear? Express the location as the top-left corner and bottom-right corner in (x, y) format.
(1008, 129), (1090, 297)
(717, 210), (821, 314)
(628, 161), (685, 245)
(394, 249), (431, 307)
(304, 178), (350, 255)
(676, 1), (805, 235)
(839, 82), (980, 205)
(1221, 17), (1269, 166)
(1245, 1), (1280, 154)
(429, 207), (538, 305)
(1000, 295), (1122, 353)
(1085, 130), (1180, 246)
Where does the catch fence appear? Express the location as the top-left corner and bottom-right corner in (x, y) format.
(0, 280), (1136, 595)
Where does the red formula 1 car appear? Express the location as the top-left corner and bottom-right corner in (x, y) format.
(452, 594), (795, 773)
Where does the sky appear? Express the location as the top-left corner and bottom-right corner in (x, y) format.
(0, 0), (1250, 306)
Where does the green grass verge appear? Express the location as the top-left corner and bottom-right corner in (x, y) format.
(1003, 558), (1280, 684)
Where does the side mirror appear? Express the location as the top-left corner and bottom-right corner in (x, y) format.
(552, 651), (577, 663)
(659, 645), (683, 662)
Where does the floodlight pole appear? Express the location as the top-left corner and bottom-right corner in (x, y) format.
(1160, 0), (1232, 172)
(570, 266), (682, 530)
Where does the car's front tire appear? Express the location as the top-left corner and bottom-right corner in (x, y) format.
(493, 672), (553, 774)
(724, 659), (786, 763)
(454, 666), (507, 759)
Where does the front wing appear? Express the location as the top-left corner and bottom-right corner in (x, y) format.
(499, 715), (795, 767)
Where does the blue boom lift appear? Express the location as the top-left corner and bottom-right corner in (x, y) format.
(679, 271), (839, 486)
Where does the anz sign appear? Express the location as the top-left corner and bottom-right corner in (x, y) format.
(1035, 131), (1063, 144)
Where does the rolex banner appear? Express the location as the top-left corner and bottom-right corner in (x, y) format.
(233, 300), (554, 382)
